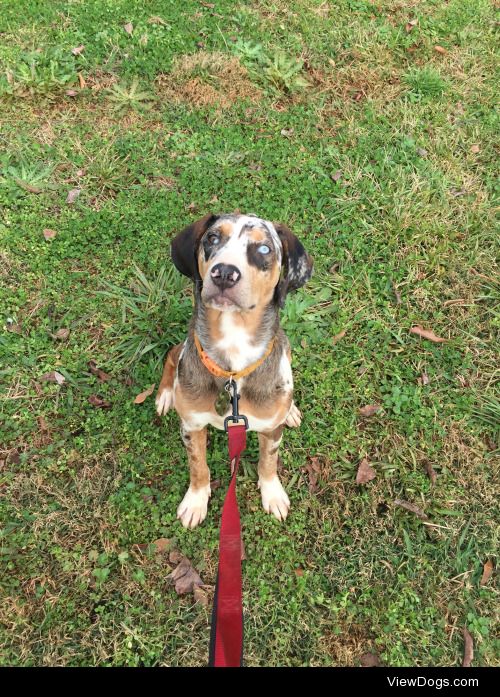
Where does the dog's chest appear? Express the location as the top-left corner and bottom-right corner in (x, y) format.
(212, 314), (265, 373)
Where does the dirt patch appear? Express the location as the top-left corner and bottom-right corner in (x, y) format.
(156, 51), (261, 109)
(322, 624), (375, 666)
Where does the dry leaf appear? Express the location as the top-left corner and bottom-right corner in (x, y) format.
(356, 458), (376, 484)
(88, 360), (111, 382)
(405, 18), (418, 32)
(410, 325), (446, 343)
(72, 45), (85, 56)
(470, 144), (480, 154)
(168, 556), (203, 595)
(38, 416), (49, 432)
(434, 45), (447, 54)
(41, 371), (65, 385)
(394, 499), (428, 520)
(88, 394), (111, 409)
(187, 201), (197, 211)
(240, 539), (246, 561)
(280, 128), (294, 137)
(148, 16), (168, 25)
(66, 188), (81, 204)
(462, 628), (473, 667)
(134, 383), (155, 404)
(78, 73), (86, 89)
(359, 404), (381, 418)
(65, 89), (78, 97)
(421, 372), (430, 385)
(6, 322), (22, 334)
(152, 538), (172, 553)
(193, 586), (208, 606)
(54, 328), (70, 341)
(359, 652), (381, 667)
(480, 559), (493, 587)
(305, 456), (321, 493)
(124, 22), (134, 35)
(43, 228), (57, 240)
(331, 170), (342, 182)
(424, 460), (437, 485)
(332, 329), (346, 345)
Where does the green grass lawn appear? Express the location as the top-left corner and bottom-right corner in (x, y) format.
(1, 0), (498, 667)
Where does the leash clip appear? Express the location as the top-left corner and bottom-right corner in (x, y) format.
(223, 378), (249, 431)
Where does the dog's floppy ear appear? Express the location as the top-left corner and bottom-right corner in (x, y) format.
(273, 223), (313, 307)
(171, 214), (218, 280)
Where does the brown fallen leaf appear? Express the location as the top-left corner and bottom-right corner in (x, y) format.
(78, 73), (86, 89)
(152, 538), (172, 553)
(410, 325), (446, 343)
(193, 586), (209, 606)
(38, 416), (49, 432)
(65, 89), (78, 97)
(6, 322), (22, 334)
(356, 458), (376, 484)
(420, 372), (430, 385)
(394, 499), (429, 520)
(424, 460), (437, 486)
(88, 394), (111, 409)
(88, 360), (111, 382)
(15, 179), (43, 193)
(480, 559), (494, 587)
(66, 188), (81, 204)
(54, 328), (70, 341)
(72, 45), (85, 56)
(148, 16), (169, 26)
(43, 228), (57, 240)
(330, 170), (342, 182)
(240, 539), (246, 561)
(124, 22), (134, 35)
(41, 371), (65, 385)
(280, 128), (294, 137)
(169, 550), (184, 565)
(134, 383), (155, 404)
(434, 45), (447, 54)
(168, 555), (203, 595)
(405, 18), (418, 32)
(359, 404), (381, 418)
(332, 329), (346, 345)
(462, 628), (473, 667)
(305, 456), (321, 493)
(359, 652), (381, 667)
(470, 144), (480, 154)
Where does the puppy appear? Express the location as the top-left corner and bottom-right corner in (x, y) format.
(156, 213), (313, 528)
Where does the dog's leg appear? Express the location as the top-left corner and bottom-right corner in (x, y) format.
(177, 424), (211, 529)
(155, 342), (184, 416)
(257, 425), (290, 521)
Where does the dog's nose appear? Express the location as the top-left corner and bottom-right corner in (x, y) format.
(210, 263), (241, 290)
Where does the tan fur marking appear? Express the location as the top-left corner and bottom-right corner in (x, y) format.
(182, 427), (210, 490)
(157, 342), (184, 394)
(258, 425), (284, 481)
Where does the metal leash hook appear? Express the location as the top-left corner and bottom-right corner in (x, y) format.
(223, 378), (249, 432)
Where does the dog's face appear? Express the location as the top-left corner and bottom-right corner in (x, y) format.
(171, 213), (313, 310)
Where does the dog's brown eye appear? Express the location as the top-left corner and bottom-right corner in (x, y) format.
(208, 233), (220, 245)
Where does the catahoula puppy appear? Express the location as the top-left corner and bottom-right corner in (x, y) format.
(156, 213), (313, 528)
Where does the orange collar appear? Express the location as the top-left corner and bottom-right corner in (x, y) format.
(193, 332), (276, 380)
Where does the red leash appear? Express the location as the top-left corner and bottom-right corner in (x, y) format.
(209, 381), (248, 667)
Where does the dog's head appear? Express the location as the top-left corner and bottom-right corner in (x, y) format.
(171, 213), (313, 311)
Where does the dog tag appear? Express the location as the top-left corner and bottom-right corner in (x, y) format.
(214, 389), (231, 416)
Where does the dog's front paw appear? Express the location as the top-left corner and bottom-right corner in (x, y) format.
(177, 485), (211, 529)
(155, 388), (173, 416)
(285, 401), (302, 428)
(258, 476), (290, 521)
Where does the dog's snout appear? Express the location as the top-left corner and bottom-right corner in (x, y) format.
(210, 263), (241, 290)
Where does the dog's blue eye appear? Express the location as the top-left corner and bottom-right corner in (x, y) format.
(208, 234), (220, 245)
(258, 244), (270, 254)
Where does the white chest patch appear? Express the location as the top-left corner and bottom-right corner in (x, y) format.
(213, 313), (266, 373)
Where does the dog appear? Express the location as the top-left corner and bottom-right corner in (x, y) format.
(155, 213), (313, 529)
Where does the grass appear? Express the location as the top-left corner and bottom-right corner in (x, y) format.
(0, 0), (498, 667)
